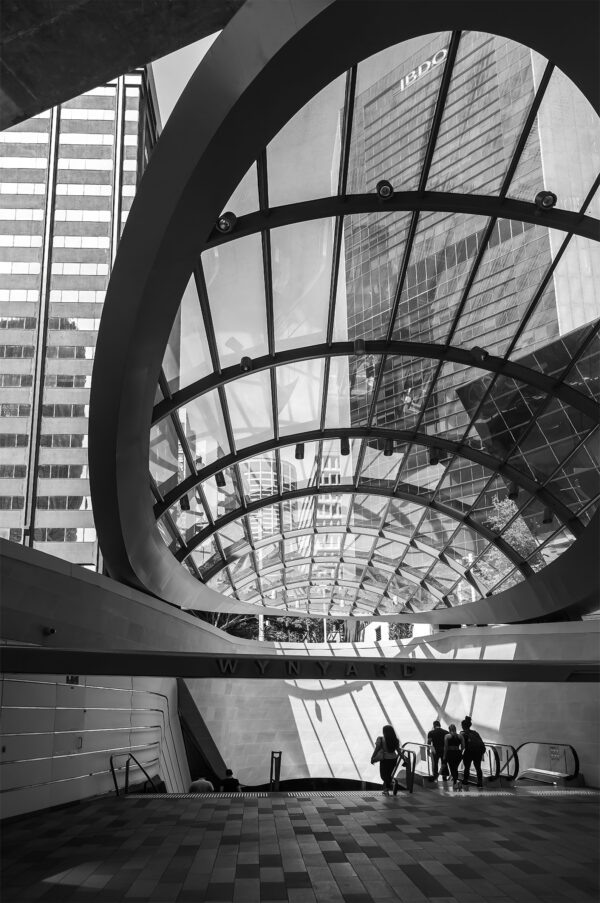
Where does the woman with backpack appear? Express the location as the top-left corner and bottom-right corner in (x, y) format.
(371, 724), (401, 796)
(460, 719), (486, 789)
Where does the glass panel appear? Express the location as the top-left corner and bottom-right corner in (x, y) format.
(321, 438), (359, 484)
(344, 533), (376, 560)
(267, 74), (345, 206)
(339, 212), (413, 341)
(385, 498), (423, 535)
(202, 233), (267, 368)
(286, 496), (315, 531)
(166, 492), (209, 546)
(225, 370), (274, 450)
(528, 527), (575, 571)
(544, 430), (600, 514)
(149, 416), (181, 492)
(392, 212), (489, 344)
(239, 452), (277, 502)
(360, 440), (405, 488)
(348, 353), (382, 426)
(325, 355), (351, 428)
(427, 34), (541, 195)
(564, 330), (599, 402)
(350, 493), (388, 530)
(315, 493), (350, 527)
(507, 63), (600, 212)
(372, 536), (409, 565)
(313, 533), (343, 557)
(248, 500), (280, 542)
(373, 355), (437, 434)
(272, 218), (335, 352)
(277, 358), (325, 437)
(221, 163), (259, 217)
(156, 518), (180, 555)
(191, 537), (220, 575)
(279, 442), (320, 490)
(511, 236), (600, 358)
(472, 544), (515, 590)
(184, 389), (231, 468)
(217, 522), (247, 555)
(162, 275), (213, 393)
(508, 397), (595, 482)
(202, 466), (242, 520)
(348, 33), (451, 193)
(452, 222), (556, 357)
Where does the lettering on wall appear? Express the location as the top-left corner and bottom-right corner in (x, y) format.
(396, 48), (448, 94)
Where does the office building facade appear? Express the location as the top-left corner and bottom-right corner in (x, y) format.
(0, 71), (158, 568)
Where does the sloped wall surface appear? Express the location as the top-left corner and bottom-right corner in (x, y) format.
(188, 624), (600, 788)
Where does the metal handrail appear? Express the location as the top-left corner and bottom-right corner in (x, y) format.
(514, 741), (580, 781)
(393, 748), (416, 794)
(110, 752), (161, 797)
(485, 742), (519, 780)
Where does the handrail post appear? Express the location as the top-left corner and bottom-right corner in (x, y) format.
(125, 757), (130, 794)
(270, 751), (282, 791)
(110, 755), (120, 797)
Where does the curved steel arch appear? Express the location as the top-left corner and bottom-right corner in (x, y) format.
(177, 483), (534, 577)
(152, 340), (599, 426)
(202, 193), (600, 250)
(155, 428), (581, 531)
(89, 0), (599, 622)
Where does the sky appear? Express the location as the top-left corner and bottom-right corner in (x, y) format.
(150, 32), (220, 125)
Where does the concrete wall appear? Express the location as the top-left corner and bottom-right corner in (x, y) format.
(0, 673), (190, 819)
(188, 623), (600, 789)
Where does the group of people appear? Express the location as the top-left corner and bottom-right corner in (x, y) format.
(371, 716), (486, 795)
(427, 716), (486, 790)
(189, 768), (241, 793)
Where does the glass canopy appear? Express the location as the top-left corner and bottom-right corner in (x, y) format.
(150, 31), (599, 617)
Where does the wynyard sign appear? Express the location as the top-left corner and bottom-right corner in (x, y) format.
(215, 657), (417, 679)
(395, 48), (448, 94)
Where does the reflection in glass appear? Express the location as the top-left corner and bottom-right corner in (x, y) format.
(272, 219), (335, 352)
(277, 359), (324, 437)
(202, 233), (267, 368)
(267, 75), (345, 206)
(225, 370), (274, 450)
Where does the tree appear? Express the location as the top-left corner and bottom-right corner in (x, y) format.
(389, 622), (414, 641)
(470, 495), (539, 590)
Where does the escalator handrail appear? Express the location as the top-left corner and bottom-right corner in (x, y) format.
(513, 741), (580, 780)
(483, 741), (519, 781)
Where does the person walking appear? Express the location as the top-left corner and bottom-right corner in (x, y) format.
(442, 724), (464, 791)
(220, 768), (241, 792)
(189, 776), (214, 792)
(460, 719), (486, 789)
(427, 719), (448, 782)
(371, 724), (401, 796)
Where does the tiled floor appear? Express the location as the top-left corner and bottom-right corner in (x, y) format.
(1, 789), (598, 902)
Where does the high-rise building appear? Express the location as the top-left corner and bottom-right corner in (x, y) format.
(342, 30), (599, 607)
(0, 71), (159, 568)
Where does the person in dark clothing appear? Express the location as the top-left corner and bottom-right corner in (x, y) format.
(443, 723), (464, 791)
(372, 724), (401, 796)
(460, 719), (485, 789)
(220, 768), (241, 792)
(427, 720), (447, 781)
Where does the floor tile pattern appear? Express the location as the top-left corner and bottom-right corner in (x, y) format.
(1, 790), (598, 902)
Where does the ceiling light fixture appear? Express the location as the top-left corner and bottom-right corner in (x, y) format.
(534, 190), (557, 210)
(240, 356), (253, 372)
(376, 179), (394, 200)
(471, 346), (489, 363)
(216, 210), (237, 233)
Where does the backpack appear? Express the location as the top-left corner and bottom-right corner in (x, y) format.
(466, 729), (486, 755)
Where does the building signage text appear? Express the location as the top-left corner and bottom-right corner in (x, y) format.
(396, 48), (448, 94)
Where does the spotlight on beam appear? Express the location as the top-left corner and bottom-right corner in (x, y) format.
(507, 481), (519, 501)
(240, 356), (253, 372)
(180, 495), (190, 511)
(429, 446), (442, 466)
(215, 471), (226, 488)
(216, 210), (237, 233)
(471, 346), (489, 363)
(376, 179), (394, 200)
(384, 438), (394, 457)
(295, 443), (305, 460)
(542, 506), (553, 524)
(340, 436), (350, 456)
(534, 190), (557, 210)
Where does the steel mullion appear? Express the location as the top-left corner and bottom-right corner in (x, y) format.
(452, 318), (600, 551)
(392, 60), (559, 494)
(352, 31), (462, 483)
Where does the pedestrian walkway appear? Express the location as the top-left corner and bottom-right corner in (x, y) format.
(2, 789), (598, 901)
